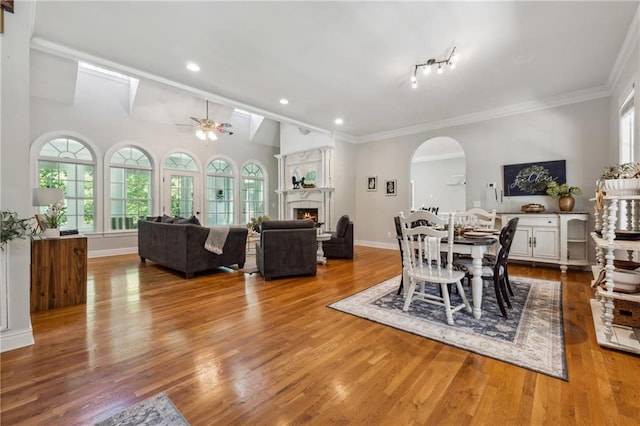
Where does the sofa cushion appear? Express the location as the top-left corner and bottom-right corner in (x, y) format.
(336, 215), (350, 237)
(161, 214), (175, 223)
(175, 216), (200, 225)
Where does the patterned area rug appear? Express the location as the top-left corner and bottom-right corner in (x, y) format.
(329, 275), (567, 380)
(94, 393), (189, 426)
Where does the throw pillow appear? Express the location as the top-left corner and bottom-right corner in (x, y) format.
(161, 214), (175, 223)
(175, 216), (200, 225)
(336, 215), (350, 237)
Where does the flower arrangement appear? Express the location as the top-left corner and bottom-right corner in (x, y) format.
(546, 182), (582, 198)
(43, 200), (66, 228)
(600, 162), (640, 179)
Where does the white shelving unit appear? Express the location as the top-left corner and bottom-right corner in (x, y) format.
(590, 194), (640, 354)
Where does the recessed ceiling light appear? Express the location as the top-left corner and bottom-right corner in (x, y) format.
(279, 98), (289, 105)
(186, 62), (200, 72)
(334, 118), (344, 125)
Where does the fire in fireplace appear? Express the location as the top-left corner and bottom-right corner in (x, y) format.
(295, 208), (319, 222)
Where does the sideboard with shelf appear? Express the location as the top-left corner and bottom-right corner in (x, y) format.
(590, 194), (640, 354)
(499, 212), (590, 273)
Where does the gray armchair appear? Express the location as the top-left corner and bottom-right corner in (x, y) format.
(323, 215), (354, 259)
(256, 220), (317, 280)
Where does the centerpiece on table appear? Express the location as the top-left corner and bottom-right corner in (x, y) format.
(546, 181), (582, 212)
(246, 215), (269, 233)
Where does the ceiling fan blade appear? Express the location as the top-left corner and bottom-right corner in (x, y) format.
(190, 117), (202, 124)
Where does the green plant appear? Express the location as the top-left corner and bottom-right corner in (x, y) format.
(546, 181), (582, 198)
(1, 211), (33, 250)
(43, 201), (67, 228)
(246, 215), (269, 232)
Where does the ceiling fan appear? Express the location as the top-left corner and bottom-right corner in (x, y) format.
(178, 100), (233, 141)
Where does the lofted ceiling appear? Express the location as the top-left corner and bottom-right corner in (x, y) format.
(30, 1), (638, 141)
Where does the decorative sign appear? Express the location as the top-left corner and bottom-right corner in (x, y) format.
(503, 160), (566, 196)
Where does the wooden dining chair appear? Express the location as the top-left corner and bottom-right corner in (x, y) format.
(454, 217), (519, 317)
(399, 211), (471, 325)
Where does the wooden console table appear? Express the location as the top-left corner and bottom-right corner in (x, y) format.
(30, 235), (87, 312)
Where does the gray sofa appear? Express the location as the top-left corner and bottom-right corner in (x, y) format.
(138, 219), (248, 278)
(256, 220), (317, 280)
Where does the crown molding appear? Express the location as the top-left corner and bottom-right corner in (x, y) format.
(607, 4), (640, 90)
(355, 85), (612, 144)
(412, 152), (465, 163)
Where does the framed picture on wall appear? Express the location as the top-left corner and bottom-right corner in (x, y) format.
(503, 160), (566, 196)
(367, 176), (377, 191)
(385, 179), (397, 196)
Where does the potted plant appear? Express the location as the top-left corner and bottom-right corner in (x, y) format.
(599, 162), (640, 195)
(546, 182), (582, 212)
(1, 210), (33, 250)
(42, 200), (67, 238)
(246, 215), (269, 233)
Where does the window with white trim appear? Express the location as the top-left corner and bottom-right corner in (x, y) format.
(206, 159), (234, 225)
(110, 146), (152, 230)
(241, 163), (265, 224)
(620, 87), (635, 164)
(38, 137), (96, 232)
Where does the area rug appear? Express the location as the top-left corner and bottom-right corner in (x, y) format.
(328, 275), (567, 381)
(94, 392), (189, 426)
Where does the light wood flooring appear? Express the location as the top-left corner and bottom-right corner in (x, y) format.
(1, 246), (639, 425)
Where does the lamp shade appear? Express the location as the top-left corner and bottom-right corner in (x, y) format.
(32, 188), (64, 206)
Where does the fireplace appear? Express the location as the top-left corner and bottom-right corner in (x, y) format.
(295, 208), (319, 222)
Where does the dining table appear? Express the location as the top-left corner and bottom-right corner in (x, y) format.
(449, 235), (498, 319)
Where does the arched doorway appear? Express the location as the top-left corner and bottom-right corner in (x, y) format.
(410, 137), (466, 213)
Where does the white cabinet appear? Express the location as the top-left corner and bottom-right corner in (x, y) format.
(501, 213), (589, 272)
(591, 195), (640, 354)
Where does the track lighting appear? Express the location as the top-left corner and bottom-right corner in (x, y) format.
(410, 46), (458, 89)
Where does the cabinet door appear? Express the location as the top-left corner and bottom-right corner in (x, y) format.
(510, 227), (532, 258)
(532, 227), (559, 259)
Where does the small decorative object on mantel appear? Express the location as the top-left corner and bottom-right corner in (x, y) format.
(302, 183), (316, 189)
(599, 162), (640, 195)
(521, 203), (545, 213)
(546, 182), (581, 212)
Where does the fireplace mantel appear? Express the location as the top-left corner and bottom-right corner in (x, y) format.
(276, 147), (335, 226)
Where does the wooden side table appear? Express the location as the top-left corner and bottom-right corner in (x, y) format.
(30, 235), (88, 312)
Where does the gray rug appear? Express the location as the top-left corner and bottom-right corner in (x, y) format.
(94, 393), (189, 426)
(329, 275), (567, 380)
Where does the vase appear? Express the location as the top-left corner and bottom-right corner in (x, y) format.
(558, 195), (575, 212)
(44, 228), (60, 239)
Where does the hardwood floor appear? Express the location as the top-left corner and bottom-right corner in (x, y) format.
(1, 246), (639, 425)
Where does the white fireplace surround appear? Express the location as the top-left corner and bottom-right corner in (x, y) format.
(276, 147), (335, 228)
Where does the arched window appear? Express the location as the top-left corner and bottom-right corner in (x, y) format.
(241, 162), (265, 224)
(206, 159), (234, 225)
(110, 146), (153, 230)
(163, 152), (199, 218)
(38, 137), (95, 232)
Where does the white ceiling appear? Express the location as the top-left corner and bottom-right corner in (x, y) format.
(31, 1), (638, 141)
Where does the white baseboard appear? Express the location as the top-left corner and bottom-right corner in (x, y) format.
(0, 327), (35, 353)
(355, 240), (398, 250)
(88, 247), (137, 259)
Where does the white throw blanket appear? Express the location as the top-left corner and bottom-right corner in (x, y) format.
(204, 226), (230, 254)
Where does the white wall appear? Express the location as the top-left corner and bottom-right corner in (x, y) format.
(1, 2), (36, 352)
(411, 157), (466, 213)
(355, 98), (611, 248)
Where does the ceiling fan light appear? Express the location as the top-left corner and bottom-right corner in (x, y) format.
(410, 74), (417, 84)
(423, 66), (431, 75)
(412, 81), (418, 89)
(207, 130), (218, 141)
(437, 64), (443, 74)
(195, 129), (206, 140)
